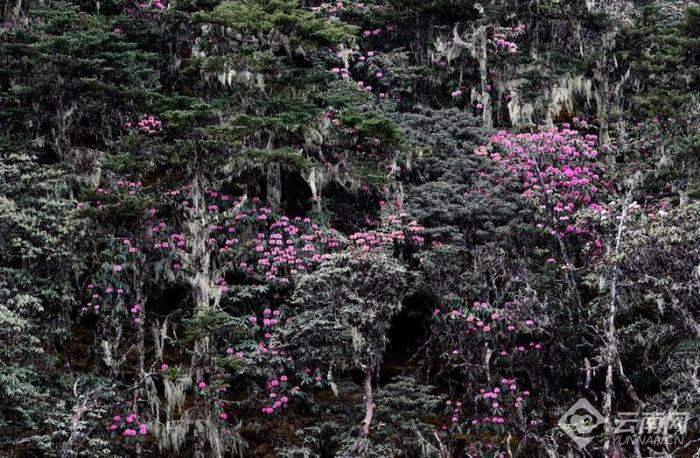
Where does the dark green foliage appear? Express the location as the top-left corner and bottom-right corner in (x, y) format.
(398, 107), (530, 244)
(623, 4), (700, 116)
(2, 0), (700, 456)
(0, 154), (88, 453)
(284, 250), (408, 371)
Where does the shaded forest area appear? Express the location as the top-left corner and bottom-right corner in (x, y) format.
(1, 0), (699, 456)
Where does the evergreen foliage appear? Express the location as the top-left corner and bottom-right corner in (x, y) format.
(1, 0), (699, 456)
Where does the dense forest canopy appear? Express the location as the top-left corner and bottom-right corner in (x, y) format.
(0, 0), (699, 456)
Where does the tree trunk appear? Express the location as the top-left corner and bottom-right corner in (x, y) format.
(360, 367), (374, 438)
(478, 27), (492, 129)
(188, 142), (217, 457)
(603, 200), (628, 453)
(594, 32), (614, 148)
(266, 161), (281, 211)
(12, 0), (22, 19)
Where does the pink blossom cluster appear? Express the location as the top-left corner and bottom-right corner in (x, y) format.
(325, 110), (343, 126)
(302, 366), (326, 385)
(348, 212), (425, 251)
(310, 0), (371, 15)
(124, 0), (167, 18)
(440, 377), (535, 455)
(435, 299), (536, 339)
(81, 237), (138, 316)
(135, 115), (162, 134)
(477, 378), (531, 409)
(138, 0), (166, 10)
(261, 374), (298, 414)
(329, 48), (387, 100)
(483, 127), (609, 245)
(116, 179), (143, 190)
(329, 66), (350, 80)
(129, 303), (143, 324)
(156, 190), (346, 284)
(489, 23), (525, 54)
(91, 180), (142, 207)
(225, 346), (244, 359)
(245, 308), (285, 356)
(108, 413), (148, 438)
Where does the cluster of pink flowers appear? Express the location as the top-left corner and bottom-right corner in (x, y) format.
(81, 237), (137, 316)
(329, 48), (387, 100)
(325, 110), (343, 127)
(119, 188), (346, 285)
(225, 346), (244, 359)
(440, 377), (535, 455)
(129, 303), (143, 324)
(116, 180), (143, 198)
(489, 23), (525, 53)
(108, 413), (148, 438)
(478, 378), (530, 406)
(482, 126), (609, 246)
(435, 300), (536, 338)
(348, 212), (425, 251)
(436, 298), (544, 361)
(135, 115), (162, 134)
(91, 180), (142, 207)
(124, 0), (167, 18)
(303, 367), (326, 384)
(310, 0), (371, 15)
(330, 66), (351, 80)
(138, 0), (166, 10)
(473, 379), (532, 424)
(172, 192), (346, 284)
(246, 307), (285, 355)
(261, 374), (298, 414)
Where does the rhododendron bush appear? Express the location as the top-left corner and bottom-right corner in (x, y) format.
(482, 126), (609, 240)
(1, 0), (699, 456)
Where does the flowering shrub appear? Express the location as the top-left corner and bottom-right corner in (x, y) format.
(260, 373), (299, 414)
(81, 237), (141, 318)
(82, 179), (351, 419)
(431, 294), (544, 368)
(423, 286), (546, 453)
(348, 212), (425, 251)
(479, 126), (611, 251)
(123, 0), (167, 22)
(107, 412), (148, 439)
(123, 115), (162, 134)
(137, 115), (162, 133)
(489, 23), (526, 53)
(169, 191), (346, 285)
